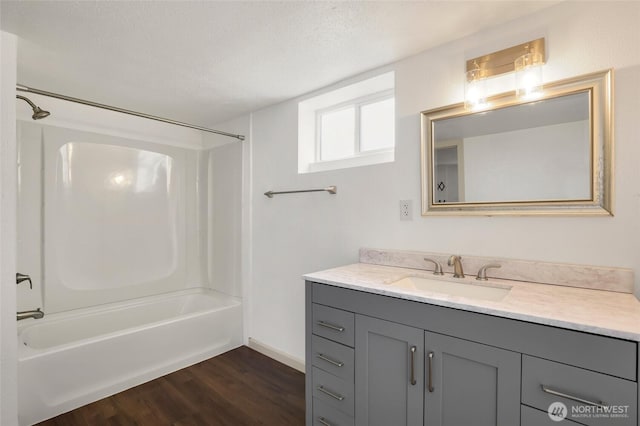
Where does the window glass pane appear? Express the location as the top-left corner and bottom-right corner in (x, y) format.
(320, 107), (355, 161)
(360, 98), (395, 152)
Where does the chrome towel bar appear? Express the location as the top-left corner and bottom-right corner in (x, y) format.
(264, 185), (337, 198)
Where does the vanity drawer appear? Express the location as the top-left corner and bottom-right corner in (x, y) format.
(312, 335), (355, 382)
(312, 367), (355, 417)
(521, 404), (585, 425)
(313, 304), (355, 347)
(522, 355), (637, 426)
(313, 398), (354, 426)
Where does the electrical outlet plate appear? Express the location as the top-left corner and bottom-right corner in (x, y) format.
(399, 200), (412, 221)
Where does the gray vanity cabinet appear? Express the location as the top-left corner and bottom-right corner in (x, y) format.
(355, 315), (424, 426)
(305, 281), (639, 426)
(424, 331), (521, 426)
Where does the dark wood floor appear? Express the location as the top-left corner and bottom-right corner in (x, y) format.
(37, 346), (305, 426)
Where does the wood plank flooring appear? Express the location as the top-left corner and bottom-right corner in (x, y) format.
(37, 346), (305, 426)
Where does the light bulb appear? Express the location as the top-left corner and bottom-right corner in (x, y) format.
(464, 69), (488, 110)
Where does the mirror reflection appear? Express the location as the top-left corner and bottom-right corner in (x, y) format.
(432, 92), (591, 204)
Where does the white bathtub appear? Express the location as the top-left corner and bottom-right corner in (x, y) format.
(17, 288), (243, 425)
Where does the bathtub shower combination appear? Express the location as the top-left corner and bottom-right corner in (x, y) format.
(18, 290), (241, 425)
(16, 117), (243, 425)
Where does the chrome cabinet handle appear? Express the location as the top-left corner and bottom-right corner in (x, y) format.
(541, 385), (608, 409)
(427, 352), (434, 392)
(410, 346), (417, 385)
(317, 353), (344, 367)
(317, 320), (345, 332)
(317, 385), (345, 401)
(318, 416), (333, 426)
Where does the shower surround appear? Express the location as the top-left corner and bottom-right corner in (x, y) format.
(16, 113), (243, 425)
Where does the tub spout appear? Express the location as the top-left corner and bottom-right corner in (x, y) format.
(17, 308), (44, 321)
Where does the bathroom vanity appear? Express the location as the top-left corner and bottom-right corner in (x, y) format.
(304, 249), (640, 426)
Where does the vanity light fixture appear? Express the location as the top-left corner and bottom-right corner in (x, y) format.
(464, 38), (546, 109)
(514, 46), (544, 100)
(464, 62), (488, 111)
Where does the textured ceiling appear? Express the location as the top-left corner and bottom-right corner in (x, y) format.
(1, 1), (557, 127)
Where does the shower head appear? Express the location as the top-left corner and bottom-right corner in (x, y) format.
(16, 95), (50, 120)
(31, 106), (50, 120)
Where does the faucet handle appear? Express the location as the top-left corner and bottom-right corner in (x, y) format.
(423, 258), (444, 275)
(476, 264), (501, 281)
(16, 273), (32, 289)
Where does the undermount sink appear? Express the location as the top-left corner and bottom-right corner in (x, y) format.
(389, 275), (511, 302)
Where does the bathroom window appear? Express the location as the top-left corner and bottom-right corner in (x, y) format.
(317, 93), (395, 162)
(298, 72), (395, 173)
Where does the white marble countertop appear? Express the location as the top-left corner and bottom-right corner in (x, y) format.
(304, 263), (640, 342)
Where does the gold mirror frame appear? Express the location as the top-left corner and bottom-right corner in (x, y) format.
(421, 69), (613, 216)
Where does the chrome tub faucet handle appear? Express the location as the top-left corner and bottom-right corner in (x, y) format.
(16, 273), (32, 289)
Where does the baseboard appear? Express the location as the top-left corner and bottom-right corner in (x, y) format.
(247, 337), (305, 373)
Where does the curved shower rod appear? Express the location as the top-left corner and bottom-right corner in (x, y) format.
(16, 84), (245, 141)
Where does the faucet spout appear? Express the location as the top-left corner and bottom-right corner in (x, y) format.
(17, 308), (44, 321)
(447, 255), (465, 278)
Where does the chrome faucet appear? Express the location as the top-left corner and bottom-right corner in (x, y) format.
(17, 308), (44, 321)
(447, 255), (465, 278)
(476, 263), (501, 281)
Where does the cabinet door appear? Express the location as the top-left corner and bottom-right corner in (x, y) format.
(355, 315), (424, 426)
(424, 331), (521, 426)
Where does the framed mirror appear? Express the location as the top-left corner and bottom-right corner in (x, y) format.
(421, 69), (613, 216)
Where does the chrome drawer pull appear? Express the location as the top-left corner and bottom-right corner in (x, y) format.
(541, 385), (608, 409)
(317, 320), (345, 332)
(317, 385), (345, 401)
(317, 353), (344, 367)
(318, 416), (333, 426)
(427, 352), (434, 392)
(410, 346), (417, 385)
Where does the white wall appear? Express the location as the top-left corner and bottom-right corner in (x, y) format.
(0, 30), (19, 426)
(243, 2), (640, 363)
(463, 120), (590, 202)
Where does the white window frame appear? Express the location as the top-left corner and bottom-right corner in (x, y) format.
(315, 89), (394, 163)
(298, 71), (395, 174)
